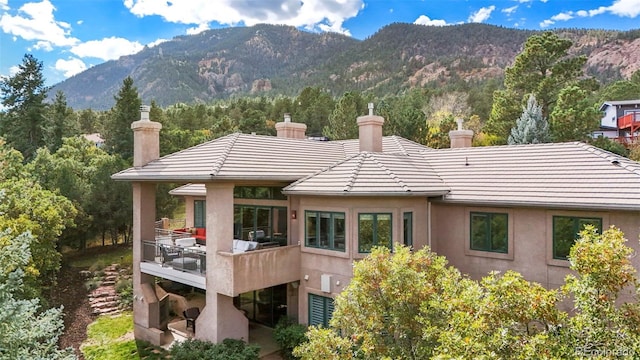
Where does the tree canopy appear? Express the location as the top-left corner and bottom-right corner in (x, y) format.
(295, 228), (640, 359)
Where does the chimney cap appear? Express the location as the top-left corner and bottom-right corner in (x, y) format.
(140, 105), (151, 121)
(284, 113), (291, 123)
(368, 102), (374, 116)
(455, 118), (463, 130)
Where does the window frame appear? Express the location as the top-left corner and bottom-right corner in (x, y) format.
(464, 207), (514, 260)
(552, 215), (602, 261)
(469, 211), (509, 254)
(358, 212), (393, 253)
(194, 200), (206, 228)
(304, 210), (346, 252)
(403, 212), (413, 248)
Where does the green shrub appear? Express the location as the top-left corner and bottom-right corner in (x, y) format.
(115, 277), (133, 309)
(274, 317), (307, 359)
(84, 277), (102, 291)
(170, 338), (259, 360)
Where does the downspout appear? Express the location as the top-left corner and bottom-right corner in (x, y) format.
(428, 201), (432, 249)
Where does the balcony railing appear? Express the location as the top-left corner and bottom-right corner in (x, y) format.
(142, 241), (206, 275)
(617, 113), (640, 129)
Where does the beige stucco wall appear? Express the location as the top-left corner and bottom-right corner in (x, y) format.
(431, 203), (640, 298)
(293, 195), (430, 324)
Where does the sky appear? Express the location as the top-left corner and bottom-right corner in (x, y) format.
(1, 0), (639, 87)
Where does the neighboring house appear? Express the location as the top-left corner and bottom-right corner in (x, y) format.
(596, 100), (640, 143)
(113, 106), (640, 347)
(82, 133), (105, 148)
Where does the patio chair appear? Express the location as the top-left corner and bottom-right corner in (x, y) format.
(161, 245), (181, 265)
(183, 307), (200, 333)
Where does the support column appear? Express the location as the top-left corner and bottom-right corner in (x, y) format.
(197, 182), (249, 343)
(132, 182), (163, 344)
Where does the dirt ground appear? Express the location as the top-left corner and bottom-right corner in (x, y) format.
(49, 263), (95, 359)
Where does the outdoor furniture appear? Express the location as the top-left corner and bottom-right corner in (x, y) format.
(160, 245), (181, 265)
(175, 237), (196, 247)
(184, 307), (200, 333)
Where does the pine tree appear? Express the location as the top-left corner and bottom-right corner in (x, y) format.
(0, 54), (49, 161)
(44, 91), (79, 152)
(508, 94), (550, 145)
(103, 76), (141, 160)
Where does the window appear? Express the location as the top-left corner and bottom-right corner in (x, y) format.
(358, 213), (392, 253)
(403, 212), (413, 247)
(234, 205), (287, 244)
(194, 200), (206, 228)
(308, 294), (334, 327)
(553, 216), (602, 260)
(305, 211), (345, 251)
(233, 186), (286, 200)
(470, 212), (508, 253)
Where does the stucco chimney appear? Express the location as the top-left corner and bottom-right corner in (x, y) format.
(275, 113), (307, 139)
(357, 103), (384, 152)
(449, 118), (473, 148)
(132, 105), (162, 167)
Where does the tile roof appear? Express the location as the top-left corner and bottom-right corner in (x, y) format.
(421, 142), (640, 210)
(113, 131), (640, 210)
(112, 133), (426, 182)
(283, 152), (449, 196)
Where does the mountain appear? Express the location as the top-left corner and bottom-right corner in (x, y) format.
(51, 23), (640, 110)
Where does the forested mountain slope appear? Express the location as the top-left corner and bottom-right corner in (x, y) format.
(50, 23), (640, 110)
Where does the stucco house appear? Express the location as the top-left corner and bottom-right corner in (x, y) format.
(112, 106), (640, 347)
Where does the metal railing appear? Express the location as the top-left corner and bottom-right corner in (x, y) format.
(142, 240), (206, 275)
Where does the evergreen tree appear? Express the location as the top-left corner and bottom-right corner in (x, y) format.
(0, 228), (76, 360)
(103, 77), (141, 160)
(0, 54), (49, 161)
(486, 32), (588, 143)
(550, 86), (600, 142)
(508, 94), (550, 145)
(323, 91), (369, 140)
(44, 91), (79, 152)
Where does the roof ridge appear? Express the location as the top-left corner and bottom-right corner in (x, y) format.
(210, 133), (241, 176)
(388, 135), (409, 155)
(343, 153), (365, 192)
(370, 153), (410, 192)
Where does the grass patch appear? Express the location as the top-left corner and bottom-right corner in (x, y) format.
(68, 245), (133, 268)
(80, 312), (169, 360)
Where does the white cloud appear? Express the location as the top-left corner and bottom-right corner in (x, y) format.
(0, 0), (8, 11)
(502, 5), (518, 15)
(0, 0), (78, 48)
(540, 0), (640, 28)
(608, 0), (640, 17)
(552, 12), (574, 21)
(123, 0), (363, 36)
(9, 65), (19, 76)
(55, 57), (87, 77)
(147, 38), (168, 47)
(468, 6), (495, 23)
(186, 23), (209, 35)
(413, 15), (449, 26)
(70, 37), (144, 61)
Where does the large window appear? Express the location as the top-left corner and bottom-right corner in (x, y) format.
(358, 213), (392, 253)
(553, 216), (602, 260)
(308, 294), (334, 327)
(305, 211), (345, 251)
(234, 205), (287, 245)
(194, 200), (206, 228)
(470, 212), (508, 253)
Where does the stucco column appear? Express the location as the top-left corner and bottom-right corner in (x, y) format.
(196, 182), (248, 343)
(132, 182), (159, 338)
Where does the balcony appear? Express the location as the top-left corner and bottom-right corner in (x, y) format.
(216, 245), (301, 297)
(141, 240), (206, 289)
(141, 232), (301, 294)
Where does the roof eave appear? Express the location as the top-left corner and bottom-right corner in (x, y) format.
(432, 198), (640, 211)
(282, 190), (450, 197)
(111, 174), (305, 182)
